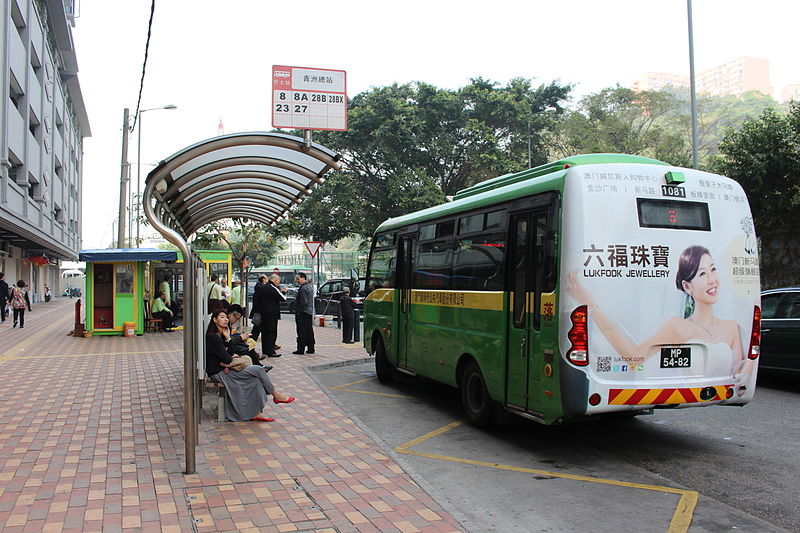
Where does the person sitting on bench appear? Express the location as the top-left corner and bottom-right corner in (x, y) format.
(151, 291), (174, 332)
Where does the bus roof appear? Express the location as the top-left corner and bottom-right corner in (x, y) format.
(375, 154), (668, 234)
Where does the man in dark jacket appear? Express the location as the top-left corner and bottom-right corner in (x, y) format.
(249, 275), (268, 341)
(260, 274), (286, 357)
(292, 272), (315, 354)
(0, 273), (9, 323)
(340, 286), (355, 344)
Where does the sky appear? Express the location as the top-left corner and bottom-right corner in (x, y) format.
(71, 0), (799, 250)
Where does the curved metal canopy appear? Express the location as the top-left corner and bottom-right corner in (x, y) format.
(141, 131), (341, 475)
(144, 132), (341, 238)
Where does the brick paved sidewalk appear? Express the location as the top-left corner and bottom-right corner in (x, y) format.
(0, 298), (463, 532)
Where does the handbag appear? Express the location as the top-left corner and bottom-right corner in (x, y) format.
(228, 356), (250, 371)
(251, 312), (262, 327)
(230, 336), (251, 356)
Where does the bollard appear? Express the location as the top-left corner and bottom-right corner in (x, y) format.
(353, 309), (361, 342)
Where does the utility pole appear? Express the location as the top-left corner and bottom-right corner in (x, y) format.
(687, 0), (699, 169)
(117, 108), (130, 248)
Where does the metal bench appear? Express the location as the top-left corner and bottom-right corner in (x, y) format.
(203, 378), (227, 422)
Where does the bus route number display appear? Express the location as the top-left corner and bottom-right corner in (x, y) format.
(272, 65), (347, 131)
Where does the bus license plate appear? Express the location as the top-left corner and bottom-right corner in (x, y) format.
(660, 347), (691, 368)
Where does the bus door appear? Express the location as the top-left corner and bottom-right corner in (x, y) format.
(506, 207), (551, 410)
(397, 233), (416, 369)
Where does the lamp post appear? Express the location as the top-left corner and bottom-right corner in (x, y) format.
(136, 104), (177, 247)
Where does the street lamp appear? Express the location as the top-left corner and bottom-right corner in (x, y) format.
(136, 104), (177, 247)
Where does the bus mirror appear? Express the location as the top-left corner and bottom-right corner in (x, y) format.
(350, 268), (358, 281)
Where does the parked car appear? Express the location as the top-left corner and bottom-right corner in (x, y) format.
(281, 286), (298, 314)
(759, 287), (800, 374)
(314, 278), (366, 317)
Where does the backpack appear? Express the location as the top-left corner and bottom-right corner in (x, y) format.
(12, 287), (27, 309)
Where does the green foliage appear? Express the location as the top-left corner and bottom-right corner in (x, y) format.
(551, 85), (691, 166)
(292, 78), (571, 241)
(193, 219), (287, 280)
(714, 102), (800, 287)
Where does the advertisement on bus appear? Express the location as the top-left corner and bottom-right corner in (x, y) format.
(560, 165), (761, 412)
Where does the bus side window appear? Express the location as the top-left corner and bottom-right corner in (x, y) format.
(367, 248), (397, 292)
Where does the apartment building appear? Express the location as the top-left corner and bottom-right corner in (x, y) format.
(632, 57), (772, 98)
(1, 0), (90, 301)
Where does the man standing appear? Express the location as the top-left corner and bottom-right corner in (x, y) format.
(151, 291), (174, 332)
(260, 274), (286, 357)
(249, 274), (268, 341)
(340, 286), (355, 344)
(207, 273), (225, 314)
(229, 279), (242, 307)
(0, 273), (9, 324)
(292, 272), (315, 354)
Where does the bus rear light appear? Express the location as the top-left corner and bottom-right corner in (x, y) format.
(747, 306), (761, 359)
(588, 393), (601, 406)
(567, 306), (589, 366)
(725, 387), (734, 399)
(738, 385), (747, 397)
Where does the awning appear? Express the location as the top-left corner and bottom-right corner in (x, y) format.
(144, 132), (341, 237)
(79, 248), (178, 262)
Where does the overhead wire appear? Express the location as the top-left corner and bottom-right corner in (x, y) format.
(129, 0), (156, 132)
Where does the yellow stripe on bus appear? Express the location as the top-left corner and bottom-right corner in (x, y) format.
(411, 290), (504, 311)
(365, 288), (394, 303)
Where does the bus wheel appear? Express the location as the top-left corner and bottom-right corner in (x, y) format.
(375, 338), (394, 383)
(461, 360), (492, 427)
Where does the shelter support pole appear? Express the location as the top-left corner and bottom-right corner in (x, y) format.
(143, 181), (198, 474)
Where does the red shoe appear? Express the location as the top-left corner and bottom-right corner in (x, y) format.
(251, 416), (275, 422)
(273, 396), (295, 404)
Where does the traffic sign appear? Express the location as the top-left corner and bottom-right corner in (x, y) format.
(304, 241), (323, 258)
(272, 65), (347, 131)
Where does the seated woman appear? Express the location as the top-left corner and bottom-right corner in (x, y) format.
(206, 309), (295, 422)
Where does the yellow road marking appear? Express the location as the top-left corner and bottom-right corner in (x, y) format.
(329, 376), (415, 399)
(327, 374), (698, 531)
(0, 312), (73, 362)
(394, 421), (698, 533)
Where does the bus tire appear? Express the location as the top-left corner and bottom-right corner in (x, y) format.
(375, 338), (394, 383)
(460, 360), (493, 427)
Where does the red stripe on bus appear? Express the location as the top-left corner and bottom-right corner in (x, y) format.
(626, 388), (651, 405)
(652, 388), (676, 404)
(608, 389), (622, 403)
(679, 388), (698, 403)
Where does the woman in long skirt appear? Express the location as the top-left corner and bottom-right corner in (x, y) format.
(206, 310), (295, 422)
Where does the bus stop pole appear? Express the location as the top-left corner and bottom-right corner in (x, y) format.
(143, 181), (197, 475)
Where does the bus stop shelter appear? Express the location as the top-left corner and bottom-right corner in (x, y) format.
(142, 132), (341, 473)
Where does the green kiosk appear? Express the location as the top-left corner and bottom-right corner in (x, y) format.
(79, 248), (179, 336)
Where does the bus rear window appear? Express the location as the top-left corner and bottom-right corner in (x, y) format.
(637, 198), (711, 231)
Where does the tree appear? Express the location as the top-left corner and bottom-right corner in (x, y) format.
(192, 219), (288, 283)
(714, 102), (800, 287)
(292, 78), (572, 241)
(550, 85), (691, 166)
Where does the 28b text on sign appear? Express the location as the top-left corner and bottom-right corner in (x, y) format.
(272, 65), (347, 131)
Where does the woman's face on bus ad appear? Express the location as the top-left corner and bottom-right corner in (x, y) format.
(682, 253), (720, 305)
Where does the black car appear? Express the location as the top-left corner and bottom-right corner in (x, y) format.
(314, 278), (366, 317)
(282, 286), (298, 313)
(759, 287), (800, 374)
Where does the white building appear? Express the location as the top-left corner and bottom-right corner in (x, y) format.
(0, 0), (90, 301)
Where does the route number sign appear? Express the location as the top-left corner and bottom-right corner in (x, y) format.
(272, 65), (347, 131)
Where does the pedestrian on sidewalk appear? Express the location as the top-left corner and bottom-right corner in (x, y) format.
(340, 286), (355, 344)
(293, 272), (315, 354)
(0, 273), (9, 323)
(11, 280), (32, 328)
(206, 309), (295, 422)
(261, 274), (286, 357)
(249, 274), (268, 342)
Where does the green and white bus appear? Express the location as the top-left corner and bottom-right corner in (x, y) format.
(364, 154), (762, 425)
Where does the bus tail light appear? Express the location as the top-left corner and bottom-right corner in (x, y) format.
(747, 306), (761, 360)
(567, 306), (589, 366)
